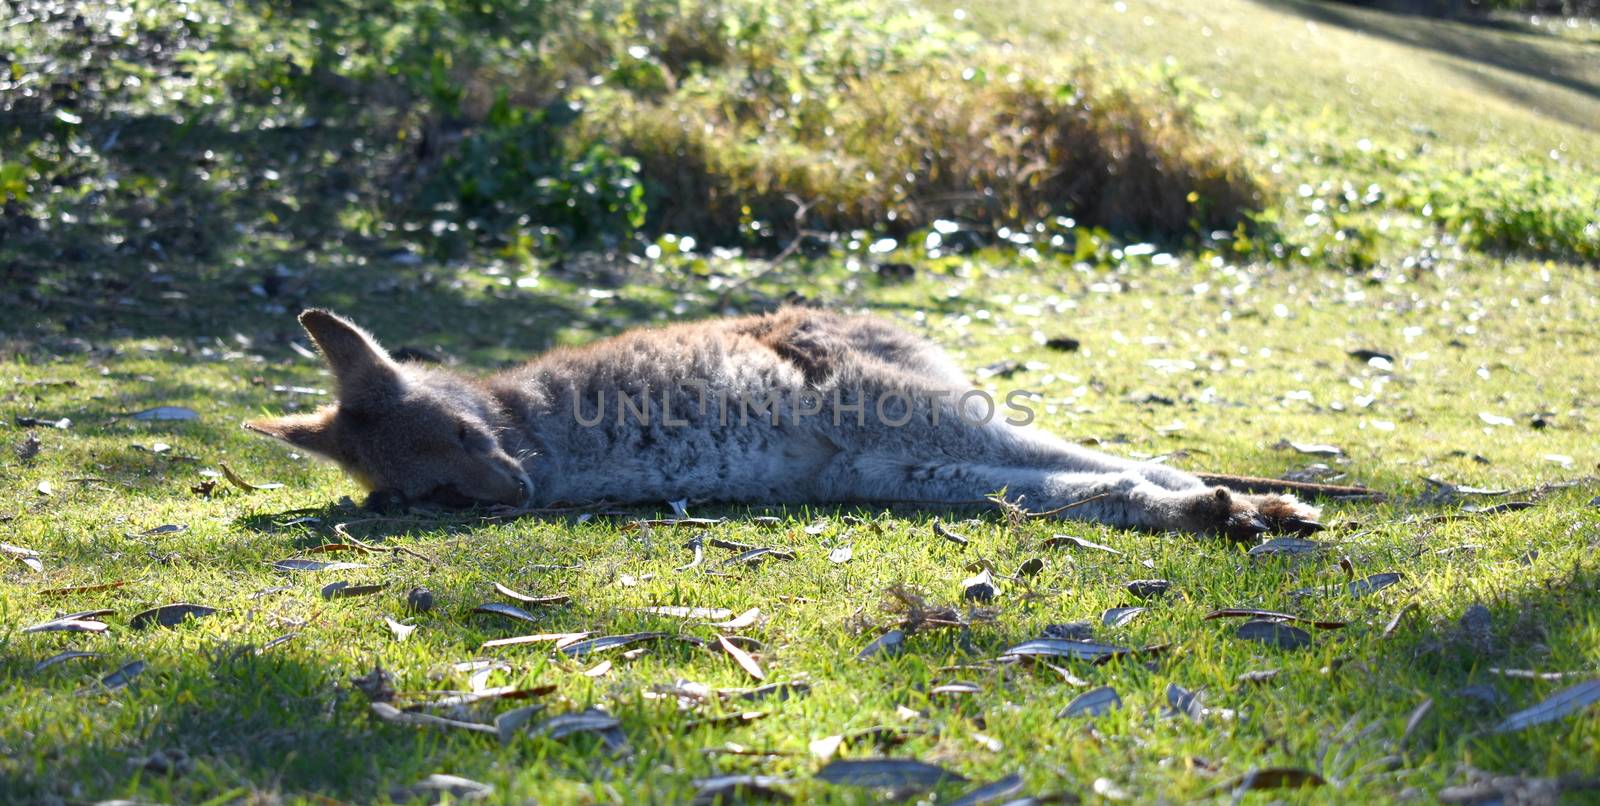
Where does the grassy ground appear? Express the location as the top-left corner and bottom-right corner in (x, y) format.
(4, 1), (1600, 805)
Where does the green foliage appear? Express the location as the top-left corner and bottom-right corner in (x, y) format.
(1400, 161), (1600, 262)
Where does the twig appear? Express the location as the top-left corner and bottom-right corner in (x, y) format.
(332, 523), (439, 566)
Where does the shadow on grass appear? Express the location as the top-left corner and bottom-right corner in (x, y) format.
(1256, 0), (1600, 119)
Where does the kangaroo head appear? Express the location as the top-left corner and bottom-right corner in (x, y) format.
(246, 309), (532, 509)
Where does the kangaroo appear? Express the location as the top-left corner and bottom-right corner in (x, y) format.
(246, 308), (1321, 539)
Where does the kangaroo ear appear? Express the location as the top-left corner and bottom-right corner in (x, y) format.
(298, 309), (400, 399)
(245, 408), (343, 459)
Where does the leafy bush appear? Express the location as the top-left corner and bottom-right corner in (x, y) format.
(1, 0), (1268, 264)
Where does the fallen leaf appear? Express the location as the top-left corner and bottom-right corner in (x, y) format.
(1125, 579), (1172, 599)
(722, 547), (793, 567)
(814, 758), (965, 790)
(389, 773), (494, 803)
(492, 582), (570, 606)
(494, 704), (545, 744)
(559, 632), (673, 658)
(384, 617), (416, 642)
(962, 568), (997, 602)
(810, 735), (845, 760)
(859, 629), (906, 660)
(480, 632), (590, 650)
(100, 660), (145, 690)
(322, 582), (387, 600)
(23, 617), (110, 634)
(948, 773), (1025, 806)
(1204, 768), (1326, 796)
(370, 702), (495, 735)
(708, 607), (761, 629)
(829, 546), (854, 564)
(304, 542), (373, 554)
(1347, 572), (1403, 597)
(582, 660), (612, 677)
(1059, 686), (1121, 718)
(36, 480), (54, 496)
(1204, 608), (1346, 629)
(218, 462), (284, 491)
(1166, 682), (1208, 722)
(129, 603), (217, 629)
(718, 635), (766, 681)
(131, 406), (199, 421)
(1247, 538), (1329, 558)
(932, 519), (969, 547)
(691, 775), (792, 805)
(1493, 679), (1600, 733)
(272, 558), (369, 572)
(1235, 619), (1313, 650)
(639, 605), (734, 620)
(1102, 607), (1145, 628)
(1017, 557), (1045, 576)
(532, 707), (623, 743)
(472, 602), (541, 623)
(1236, 669), (1280, 685)
(38, 580), (127, 596)
(1288, 442), (1343, 457)
(731, 681), (811, 702)
(1382, 602), (1420, 638)
(34, 650), (100, 672)
(1042, 534), (1122, 554)
(1000, 639), (1129, 662)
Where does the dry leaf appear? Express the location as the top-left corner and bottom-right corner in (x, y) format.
(691, 775), (792, 804)
(100, 660), (145, 690)
(1101, 607), (1145, 628)
(932, 519), (970, 547)
(34, 650), (100, 672)
(38, 580), (128, 596)
(814, 758), (965, 790)
(370, 702), (495, 735)
(639, 605), (734, 620)
(962, 568), (997, 602)
(218, 462), (284, 491)
(24, 617), (112, 635)
(810, 734), (845, 760)
(384, 617), (417, 642)
(717, 635), (766, 681)
(858, 629), (906, 660)
(492, 582), (570, 606)
(131, 406), (199, 421)
(1235, 619), (1313, 650)
(272, 558), (369, 572)
(472, 602), (541, 623)
(1204, 608), (1346, 629)
(559, 632), (674, 658)
(389, 773), (494, 803)
(948, 773), (1024, 806)
(1493, 679), (1600, 733)
(1059, 686), (1121, 718)
(480, 632), (590, 650)
(129, 603), (217, 629)
(708, 607), (761, 630)
(1042, 534), (1122, 554)
(322, 582), (386, 600)
(1204, 768), (1326, 796)
(1000, 639), (1129, 662)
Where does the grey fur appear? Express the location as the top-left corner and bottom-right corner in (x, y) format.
(254, 307), (1318, 536)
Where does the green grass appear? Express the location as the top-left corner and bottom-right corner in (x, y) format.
(3, 249), (1599, 803)
(4, 0), (1600, 803)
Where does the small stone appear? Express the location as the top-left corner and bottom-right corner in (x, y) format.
(407, 587), (434, 613)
